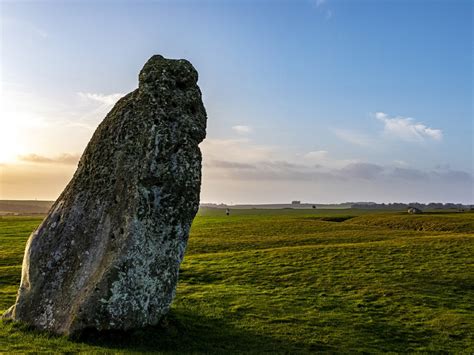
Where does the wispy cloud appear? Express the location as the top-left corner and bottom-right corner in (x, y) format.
(338, 162), (384, 180)
(78, 92), (125, 106)
(390, 167), (428, 180)
(393, 160), (408, 167)
(304, 150), (329, 161)
(333, 128), (371, 146)
(3, 17), (48, 39)
(375, 112), (442, 142)
(314, 0), (326, 7)
(205, 160), (256, 170)
(18, 153), (80, 165)
(232, 125), (253, 135)
(201, 138), (275, 164)
(311, 0), (333, 20)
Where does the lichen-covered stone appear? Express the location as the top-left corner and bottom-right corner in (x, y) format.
(2, 55), (207, 336)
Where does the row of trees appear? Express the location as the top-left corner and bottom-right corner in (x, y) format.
(351, 202), (472, 210)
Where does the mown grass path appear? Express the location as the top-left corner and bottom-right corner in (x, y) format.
(1, 210), (473, 353)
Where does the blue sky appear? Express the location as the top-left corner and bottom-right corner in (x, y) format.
(0, 0), (472, 203)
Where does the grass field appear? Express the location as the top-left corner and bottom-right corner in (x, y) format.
(1, 209), (473, 353)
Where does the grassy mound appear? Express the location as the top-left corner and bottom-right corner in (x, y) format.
(347, 212), (474, 232)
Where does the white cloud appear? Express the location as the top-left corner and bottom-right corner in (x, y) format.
(232, 125), (253, 134)
(314, 0), (326, 7)
(78, 92), (125, 106)
(303, 150), (329, 161)
(375, 112), (442, 142)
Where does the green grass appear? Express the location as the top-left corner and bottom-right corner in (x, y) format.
(1, 210), (473, 353)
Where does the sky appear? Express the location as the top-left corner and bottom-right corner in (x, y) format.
(0, 0), (472, 204)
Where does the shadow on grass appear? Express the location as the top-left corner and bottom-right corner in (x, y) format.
(302, 216), (355, 223)
(354, 318), (437, 352)
(71, 309), (323, 353)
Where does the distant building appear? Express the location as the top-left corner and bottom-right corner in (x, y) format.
(407, 207), (423, 214)
(291, 201), (301, 205)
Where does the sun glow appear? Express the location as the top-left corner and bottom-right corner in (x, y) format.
(0, 88), (21, 163)
(0, 87), (49, 164)
(0, 117), (25, 164)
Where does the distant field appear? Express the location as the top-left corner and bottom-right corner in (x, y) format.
(0, 209), (473, 352)
(0, 200), (54, 215)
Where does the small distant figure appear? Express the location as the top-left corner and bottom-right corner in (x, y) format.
(312, 205), (316, 209)
(226, 208), (230, 216)
(407, 207), (422, 214)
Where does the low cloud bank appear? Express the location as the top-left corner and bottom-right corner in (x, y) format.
(201, 138), (470, 183)
(204, 158), (472, 184)
(200, 137), (472, 204)
(18, 153), (80, 165)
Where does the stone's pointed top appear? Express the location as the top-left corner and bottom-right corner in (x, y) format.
(138, 54), (198, 90)
(147, 54), (165, 62)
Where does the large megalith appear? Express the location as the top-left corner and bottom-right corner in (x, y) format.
(2, 55), (207, 336)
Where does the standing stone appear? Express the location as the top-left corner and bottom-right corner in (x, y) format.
(2, 55), (207, 336)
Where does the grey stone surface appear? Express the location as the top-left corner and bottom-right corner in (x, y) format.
(2, 55), (207, 336)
